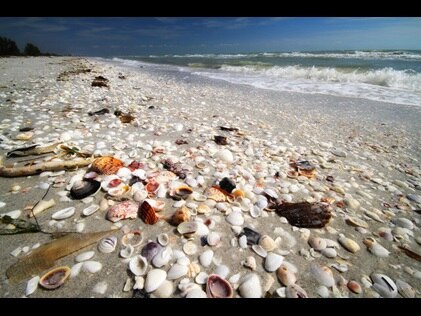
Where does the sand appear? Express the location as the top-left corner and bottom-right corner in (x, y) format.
(0, 56), (420, 298)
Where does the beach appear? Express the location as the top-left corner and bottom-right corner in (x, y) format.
(0, 56), (420, 298)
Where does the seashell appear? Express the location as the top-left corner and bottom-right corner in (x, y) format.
(207, 232), (221, 247)
(145, 181), (160, 197)
(98, 236), (117, 254)
(92, 281), (108, 295)
(106, 200), (138, 223)
(264, 253), (284, 272)
(70, 262), (83, 278)
(187, 262), (201, 278)
(240, 227), (261, 245)
(252, 245), (267, 258)
(26, 276), (40, 296)
(183, 241), (198, 255)
(286, 284), (308, 298)
(167, 263), (188, 280)
(310, 264), (335, 287)
(199, 250), (214, 267)
(338, 234), (360, 253)
(216, 149), (234, 164)
(275, 202), (331, 228)
(120, 245), (134, 259)
(259, 235), (276, 252)
(232, 189), (246, 198)
(226, 211), (244, 226)
(308, 237), (327, 251)
(177, 256), (190, 266)
(363, 238), (390, 257)
(82, 261), (102, 274)
(371, 273), (398, 298)
(185, 288), (208, 298)
(177, 221), (198, 237)
(242, 256), (257, 270)
(144, 199), (165, 212)
(70, 180), (101, 200)
(256, 196), (268, 209)
(122, 230), (143, 247)
(138, 200), (160, 225)
(145, 269), (167, 293)
(277, 264), (297, 286)
(396, 279), (415, 298)
(193, 194), (207, 202)
(331, 263), (348, 273)
(195, 272), (208, 285)
(195, 222), (210, 236)
(82, 204), (99, 217)
(152, 280), (174, 298)
(321, 248), (337, 258)
(157, 233), (169, 246)
(152, 246), (173, 268)
(133, 189), (148, 202)
(250, 205), (262, 218)
(345, 216), (369, 229)
(52, 207), (75, 220)
(347, 280), (362, 294)
(141, 242), (162, 261)
(172, 185), (193, 200)
(170, 206), (191, 226)
(39, 266), (71, 290)
(215, 264), (230, 279)
(205, 186), (226, 202)
(238, 273), (262, 298)
(392, 217), (414, 230)
(31, 199), (56, 217)
(129, 255), (148, 276)
(197, 203), (211, 215)
(206, 274), (233, 298)
(90, 156), (124, 175)
(75, 251), (95, 262)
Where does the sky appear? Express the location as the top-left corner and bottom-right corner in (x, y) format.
(0, 17), (420, 56)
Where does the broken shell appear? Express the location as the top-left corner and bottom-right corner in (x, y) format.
(310, 264), (335, 287)
(286, 284), (308, 298)
(98, 236), (117, 254)
(52, 207), (75, 220)
(238, 273), (262, 298)
(258, 235), (276, 252)
(106, 200), (138, 223)
(145, 269), (167, 293)
(39, 266), (71, 290)
(242, 256), (257, 270)
(120, 245), (134, 259)
(199, 250), (214, 267)
(177, 221), (198, 237)
(264, 253), (284, 272)
(122, 230), (143, 247)
(170, 207), (191, 226)
(157, 233), (169, 246)
(26, 276), (40, 296)
(82, 204), (99, 217)
(371, 273), (398, 298)
(141, 242), (162, 261)
(144, 199), (165, 212)
(70, 180), (101, 200)
(139, 200), (160, 225)
(206, 274), (233, 298)
(90, 156), (124, 175)
(345, 216), (369, 229)
(167, 264), (188, 280)
(277, 264), (297, 286)
(31, 199), (56, 217)
(129, 255), (148, 276)
(205, 186), (226, 202)
(396, 279), (415, 298)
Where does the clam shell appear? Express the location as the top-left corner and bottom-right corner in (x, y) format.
(170, 207), (191, 225)
(338, 235), (360, 253)
(70, 262), (84, 278)
(177, 221), (198, 236)
(252, 244), (267, 258)
(277, 264), (297, 286)
(52, 207), (75, 220)
(82, 261), (103, 274)
(121, 230), (143, 247)
(120, 245), (134, 259)
(199, 250), (214, 267)
(250, 205), (262, 218)
(226, 211), (244, 226)
(183, 241), (198, 255)
(91, 156), (124, 175)
(157, 233), (169, 246)
(242, 256), (257, 270)
(145, 269), (167, 293)
(240, 227), (261, 245)
(75, 251), (95, 262)
(152, 280), (174, 298)
(173, 185), (193, 200)
(215, 265), (230, 279)
(141, 242), (162, 261)
(286, 284), (308, 298)
(167, 263), (188, 280)
(39, 266), (71, 290)
(308, 237), (327, 251)
(195, 272), (209, 285)
(70, 180), (101, 200)
(152, 246), (173, 268)
(26, 276), (40, 296)
(238, 273), (262, 298)
(347, 280), (362, 294)
(371, 273), (398, 298)
(310, 264), (335, 287)
(258, 235), (276, 252)
(207, 232), (221, 247)
(82, 204), (99, 217)
(206, 274), (233, 298)
(139, 200), (159, 225)
(106, 200), (138, 223)
(264, 253), (284, 272)
(129, 255), (148, 276)
(363, 238), (390, 257)
(98, 236), (117, 253)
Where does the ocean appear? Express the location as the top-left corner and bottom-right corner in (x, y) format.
(109, 50), (421, 107)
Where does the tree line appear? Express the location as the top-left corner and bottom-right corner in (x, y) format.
(0, 36), (59, 57)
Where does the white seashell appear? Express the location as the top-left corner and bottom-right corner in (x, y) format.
(321, 248), (337, 258)
(259, 235), (276, 252)
(52, 207), (75, 220)
(317, 286), (330, 298)
(264, 253), (284, 272)
(123, 278), (133, 292)
(177, 256), (190, 266)
(133, 276), (145, 290)
(194, 194), (207, 203)
(195, 272), (208, 284)
(4, 210), (22, 219)
(185, 288), (208, 298)
(70, 262), (84, 278)
(129, 255), (148, 276)
(177, 221), (198, 236)
(239, 273), (262, 298)
(239, 235), (248, 248)
(365, 239), (390, 258)
(157, 233), (169, 246)
(199, 250), (214, 267)
(145, 269), (167, 293)
(10, 247), (22, 257)
(195, 222), (210, 236)
(82, 204), (99, 216)
(256, 196), (268, 209)
(133, 189), (148, 202)
(229, 273), (242, 284)
(167, 263), (188, 280)
(242, 256), (257, 270)
(156, 186), (167, 198)
(371, 274), (398, 298)
(286, 284), (308, 298)
(25, 276), (40, 296)
(252, 245), (267, 258)
(75, 251), (95, 262)
(98, 236), (117, 254)
(93, 281), (108, 295)
(310, 264), (335, 287)
(216, 149), (234, 163)
(120, 245), (134, 259)
(152, 280), (174, 298)
(226, 211), (244, 226)
(132, 169), (146, 179)
(173, 200), (186, 208)
(392, 217), (414, 230)
(117, 167), (132, 180)
(215, 265), (230, 279)
(152, 246), (173, 268)
(308, 237), (327, 251)
(183, 241), (198, 255)
(207, 232), (221, 246)
(82, 261), (102, 274)
(250, 205), (262, 218)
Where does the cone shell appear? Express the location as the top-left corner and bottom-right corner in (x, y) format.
(139, 200), (160, 225)
(206, 274), (233, 298)
(91, 156), (124, 175)
(39, 266), (71, 290)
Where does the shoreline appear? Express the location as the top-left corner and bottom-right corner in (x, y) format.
(0, 57), (420, 298)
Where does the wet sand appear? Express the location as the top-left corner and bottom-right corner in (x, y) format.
(0, 57), (420, 298)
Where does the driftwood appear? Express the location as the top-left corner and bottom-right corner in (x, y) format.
(6, 142), (60, 158)
(0, 157), (93, 178)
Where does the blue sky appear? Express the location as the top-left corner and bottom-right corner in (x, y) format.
(0, 17), (420, 56)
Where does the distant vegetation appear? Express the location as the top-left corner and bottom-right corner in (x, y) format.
(0, 36), (59, 57)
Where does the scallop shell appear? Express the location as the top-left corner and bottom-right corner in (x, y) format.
(206, 274), (233, 298)
(52, 207), (75, 220)
(264, 253), (284, 272)
(277, 264), (297, 286)
(98, 236), (117, 253)
(82, 204), (99, 217)
(39, 266), (71, 290)
(310, 264), (335, 287)
(129, 255), (148, 276)
(139, 200), (160, 225)
(167, 263), (188, 280)
(106, 200), (138, 223)
(70, 180), (101, 200)
(145, 269), (167, 293)
(122, 230), (143, 247)
(90, 156), (124, 175)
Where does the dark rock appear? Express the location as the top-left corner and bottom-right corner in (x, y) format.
(275, 202), (331, 228)
(219, 177), (236, 193)
(239, 227), (261, 245)
(214, 135), (228, 145)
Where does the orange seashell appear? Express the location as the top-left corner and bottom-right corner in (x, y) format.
(90, 156), (124, 175)
(205, 186), (226, 202)
(139, 200), (160, 225)
(170, 206), (191, 226)
(146, 181), (160, 197)
(232, 189), (246, 198)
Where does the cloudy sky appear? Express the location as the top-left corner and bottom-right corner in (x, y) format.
(1, 17), (420, 56)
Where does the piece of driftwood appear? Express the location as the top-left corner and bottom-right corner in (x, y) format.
(0, 157), (93, 177)
(6, 143), (61, 158)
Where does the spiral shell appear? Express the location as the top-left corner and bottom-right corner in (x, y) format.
(90, 156), (124, 175)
